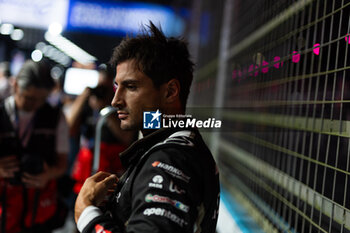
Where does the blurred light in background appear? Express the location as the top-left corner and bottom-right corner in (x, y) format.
(48, 23), (63, 36)
(31, 49), (43, 62)
(44, 31), (96, 65)
(0, 0), (69, 31)
(66, 0), (186, 36)
(10, 29), (24, 41)
(35, 42), (71, 67)
(63, 67), (98, 95)
(0, 0), (189, 99)
(51, 66), (64, 80)
(35, 42), (46, 50)
(0, 23), (14, 35)
(0, 0), (187, 37)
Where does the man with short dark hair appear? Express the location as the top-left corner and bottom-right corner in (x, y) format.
(75, 23), (220, 233)
(0, 60), (69, 233)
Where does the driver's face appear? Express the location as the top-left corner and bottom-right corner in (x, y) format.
(111, 60), (165, 131)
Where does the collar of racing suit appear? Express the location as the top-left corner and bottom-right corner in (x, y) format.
(119, 127), (195, 168)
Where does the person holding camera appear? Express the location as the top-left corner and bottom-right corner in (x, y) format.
(0, 60), (69, 233)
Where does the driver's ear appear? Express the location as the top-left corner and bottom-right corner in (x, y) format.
(164, 79), (180, 104)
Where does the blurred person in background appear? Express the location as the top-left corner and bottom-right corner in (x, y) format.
(97, 64), (114, 87)
(67, 65), (135, 193)
(0, 60), (69, 233)
(67, 64), (116, 142)
(66, 64), (128, 173)
(74, 22), (220, 233)
(70, 84), (135, 194)
(0, 62), (12, 101)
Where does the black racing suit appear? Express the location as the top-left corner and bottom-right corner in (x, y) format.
(81, 128), (220, 233)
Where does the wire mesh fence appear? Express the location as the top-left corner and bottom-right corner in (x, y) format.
(190, 0), (350, 232)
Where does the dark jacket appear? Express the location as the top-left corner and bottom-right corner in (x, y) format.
(0, 102), (59, 163)
(82, 128), (220, 233)
(0, 102), (61, 232)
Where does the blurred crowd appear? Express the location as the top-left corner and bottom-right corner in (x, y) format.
(0, 59), (137, 233)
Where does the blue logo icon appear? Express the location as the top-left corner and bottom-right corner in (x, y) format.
(143, 110), (162, 129)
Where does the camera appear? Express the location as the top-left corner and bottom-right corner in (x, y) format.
(9, 153), (44, 185)
(21, 153), (44, 175)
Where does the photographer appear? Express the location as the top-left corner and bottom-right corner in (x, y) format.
(70, 84), (135, 194)
(0, 60), (69, 233)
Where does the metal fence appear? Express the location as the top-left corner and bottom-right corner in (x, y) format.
(188, 0), (350, 232)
